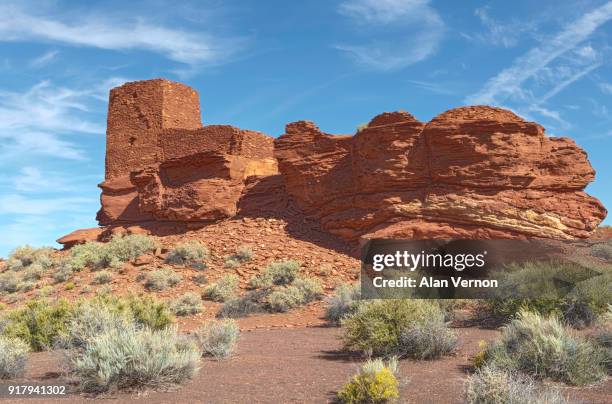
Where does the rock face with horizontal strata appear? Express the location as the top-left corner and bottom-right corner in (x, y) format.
(274, 106), (606, 240)
(59, 79), (606, 247)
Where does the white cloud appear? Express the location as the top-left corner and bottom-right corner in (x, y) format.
(336, 0), (444, 70)
(29, 49), (58, 68)
(467, 6), (537, 48)
(0, 80), (108, 160)
(600, 82), (612, 94)
(0, 3), (244, 66)
(0, 194), (93, 216)
(466, 2), (612, 105)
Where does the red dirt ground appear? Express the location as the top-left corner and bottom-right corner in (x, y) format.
(4, 324), (610, 404)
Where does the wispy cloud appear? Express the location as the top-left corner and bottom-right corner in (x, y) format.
(466, 2), (612, 105)
(463, 6), (537, 48)
(599, 82), (612, 94)
(0, 194), (94, 216)
(336, 0), (444, 70)
(0, 80), (107, 160)
(0, 2), (245, 66)
(29, 49), (58, 68)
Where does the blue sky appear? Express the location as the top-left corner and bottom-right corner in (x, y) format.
(0, 0), (611, 257)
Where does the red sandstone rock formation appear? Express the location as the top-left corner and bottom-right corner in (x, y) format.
(275, 107), (606, 240)
(58, 79), (606, 247)
(96, 79), (277, 227)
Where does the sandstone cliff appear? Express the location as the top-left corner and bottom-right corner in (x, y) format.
(58, 79), (606, 247)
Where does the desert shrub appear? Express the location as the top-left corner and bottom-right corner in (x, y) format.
(234, 245), (253, 262)
(193, 319), (240, 358)
(37, 285), (54, 297)
(6, 245), (53, 271)
(144, 268), (182, 291)
(18, 281), (36, 292)
(68, 242), (105, 270)
(58, 303), (133, 350)
(591, 242), (612, 260)
(65, 282), (75, 290)
(465, 365), (570, 404)
(481, 311), (606, 386)
(486, 260), (611, 326)
(165, 241), (208, 266)
(1, 299), (75, 351)
(172, 293), (202, 316)
(265, 277), (322, 313)
(326, 284), (361, 324)
(337, 357), (399, 404)
(342, 299), (456, 359)
(266, 286), (304, 312)
(0, 272), (20, 294)
(91, 294), (173, 330)
(103, 234), (157, 264)
(224, 257), (240, 268)
(293, 277), (323, 301)
(397, 314), (457, 360)
(66, 325), (200, 393)
(0, 335), (29, 379)
(217, 290), (268, 318)
(69, 235), (157, 270)
(202, 275), (239, 302)
(594, 305), (612, 371)
(53, 261), (74, 283)
(192, 274), (208, 285)
(92, 270), (112, 285)
(22, 263), (45, 281)
(249, 260), (300, 289)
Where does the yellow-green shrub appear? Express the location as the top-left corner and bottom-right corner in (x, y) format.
(337, 358), (400, 404)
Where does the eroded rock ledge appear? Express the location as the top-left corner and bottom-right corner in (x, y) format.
(58, 79), (606, 247)
(275, 108), (605, 240)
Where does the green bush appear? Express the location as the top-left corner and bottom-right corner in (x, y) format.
(0, 272), (20, 294)
(594, 305), (612, 371)
(265, 277), (323, 313)
(293, 277), (323, 301)
(486, 260), (611, 327)
(591, 242), (612, 260)
(266, 286), (304, 312)
(53, 261), (74, 283)
(249, 260), (300, 289)
(1, 299), (75, 351)
(397, 313), (457, 360)
(217, 290), (267, 318)
(465, 365), (570, 404)
(66, 325), (200, 393)
(342, 299), (455, 358)
(92, 270), (112, 285)
(224, 257), (240, 268)
(337, 358), (400, 404)
(202, 275), (239, 302)
(58, 303), (133, 350)
(165, 241), (208, 266)
(6, 246), (53, 271)
(144, 268), (182, 291)
(68, 242), (105, 270)
(68, 235), (157, 270)
(481, 311), (606, 386)
(194, 319), (239, 358)
(22, 263), (45, 281)
(0, 335), (28, 379)
(172, 293), (202, 316)
(326, 284), (361, 324)
(92, 294), (173, 330)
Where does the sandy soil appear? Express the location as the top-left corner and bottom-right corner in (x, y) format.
(2, 324), (609, 404)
